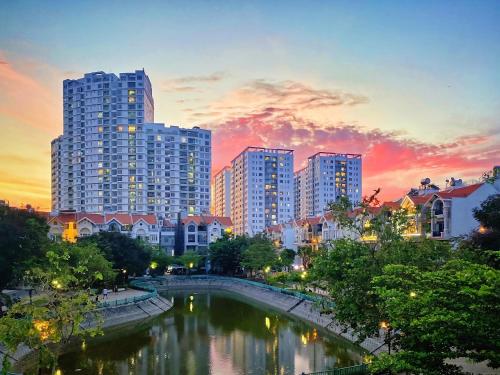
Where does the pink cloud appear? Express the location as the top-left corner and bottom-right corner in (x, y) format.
(210, 109), (499, 201)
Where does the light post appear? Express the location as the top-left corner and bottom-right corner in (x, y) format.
(380, 320), (393, 355)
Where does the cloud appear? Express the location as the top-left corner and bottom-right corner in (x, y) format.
(167, 71), (226, 84)
(209, 109), (499, 200)
(161, 71), (226, 93)
(186, 79), (368, 123)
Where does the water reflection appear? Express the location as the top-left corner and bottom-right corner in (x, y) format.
(27, 292), (364, 375)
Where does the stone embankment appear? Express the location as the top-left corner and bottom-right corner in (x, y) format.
(152, 276), (386, 355)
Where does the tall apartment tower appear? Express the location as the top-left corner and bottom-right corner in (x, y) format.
(299, 152), (362, 218)
(231, 147), (294, 235)
(51, 70), (211, 218)
(294, 167), (308, 219)
(214, 166), (232, 218)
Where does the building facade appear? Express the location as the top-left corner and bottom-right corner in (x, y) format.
(51, 70), (211, 218)
(299, 152), (362, 217)
(231, 147), (294, 235)
(294, 168), (308, 220)
(214, 166), (232, 218)
(182, 215), (233, 253)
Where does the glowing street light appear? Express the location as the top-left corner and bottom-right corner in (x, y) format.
(150, 261), (158, 270)
(264, 266), (271, 273)
(409, 291), (417, 298)
(301, 271), (308, 280)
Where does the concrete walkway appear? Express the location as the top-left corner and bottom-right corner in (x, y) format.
(97, 288), (148, 303)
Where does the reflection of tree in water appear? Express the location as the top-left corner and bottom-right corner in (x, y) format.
(53, 329), (151, 374)
(24, 291), (364, 375)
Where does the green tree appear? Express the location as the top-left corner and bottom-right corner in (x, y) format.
(50, 242), (116, 288)
(179, 250), (203, 273)
(458, 194), (500, 269)
(149, 248), (175, 276)
(79, 232), (152, 277)
(297, 246), (314, 269)
(278, 248), (296, 271)
(241, 242), (277, 276)
(372, 260), (500, 374)
(0, 206), (49, 290)
(0, 246), (103, 374)
(209, 235), (249, 274)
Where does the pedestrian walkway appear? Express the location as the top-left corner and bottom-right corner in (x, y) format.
(98, 288), (148, 303)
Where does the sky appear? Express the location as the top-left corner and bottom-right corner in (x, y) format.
(0, 0), (499, 210)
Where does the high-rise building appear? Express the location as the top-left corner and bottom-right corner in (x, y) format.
(296, 152), (362, 218)
(214, 166), (232, 218)
(294, 167), (307, 219)
(231, 147), (294, 235)
(51, 70), (211, 218)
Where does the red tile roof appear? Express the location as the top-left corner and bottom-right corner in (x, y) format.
(436, 183), (483, 199)
(49, 213), (77, 224)
(265, 224), (282, 233)
(182, 215), (232, 227)
(408, 195), (432, 205)
(77, 213), (105, 224)
(131, 214), (157, 225)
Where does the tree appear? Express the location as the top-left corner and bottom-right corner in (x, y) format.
(50, 242), (116, 288)
(79, 232), (152, 277)
(473, 194), (500, 232)
(0, 246), (103, 374)
(372, 260), (500, 374)
(311, 239), (383, 340)
(278, 248), (296, 271)
(241, 242), (277, 276)
(149, 248), (175, 276)
(209, 235), (249, 275)
(297, 246), (314, 269)
(0, 206), (49, 290)
(179, 250), (203, 273)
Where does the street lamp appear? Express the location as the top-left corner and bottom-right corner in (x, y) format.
(380, 320), (393, 355)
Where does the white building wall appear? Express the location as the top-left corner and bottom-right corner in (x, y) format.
(231, 147), (294, 236)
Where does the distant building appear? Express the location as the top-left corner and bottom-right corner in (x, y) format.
(214, 166), (232, 218)
(47, 213), (160, 244)
(182, 215), (233, 253)
(293, 152), (362, 219)
(51, 70), (211, 218)
(300, 152), (362, 217)
(294, 168), (307, 220)
(231, 147), (294, 235)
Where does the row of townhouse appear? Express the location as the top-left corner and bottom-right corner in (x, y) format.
(47, 212), (232, 255)
(265, 180), (500, 250)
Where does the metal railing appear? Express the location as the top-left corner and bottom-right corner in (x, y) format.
(97, 280), (158, 308)
(301, 364), (368, 375)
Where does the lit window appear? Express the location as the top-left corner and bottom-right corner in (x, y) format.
(128, 90), (136, 96)
(117, 126), (123, 132)
(128, 125), (136, 133)
(98, 126), (103, 133)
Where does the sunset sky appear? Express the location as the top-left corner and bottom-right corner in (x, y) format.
(1, 0), (499, 210)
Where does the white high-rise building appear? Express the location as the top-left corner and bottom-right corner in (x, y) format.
(231, 147), (294, 235)
(294, 167), (307, 219)
(295, 152), (362, 218)
(51, 70), (211, 218)
(214, 166), (232, 218)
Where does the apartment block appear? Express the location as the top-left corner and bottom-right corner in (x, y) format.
(231, 147), (294, 236)
(214, 166), (232, 218)
(294, 167), (307, 219)
(295, 152), (362, 218)
(50, 70), (211, 219)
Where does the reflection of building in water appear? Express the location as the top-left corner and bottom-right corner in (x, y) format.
(50, 292), (364, 375)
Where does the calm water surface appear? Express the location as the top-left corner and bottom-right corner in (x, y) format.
(26, 291), (364, 375)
